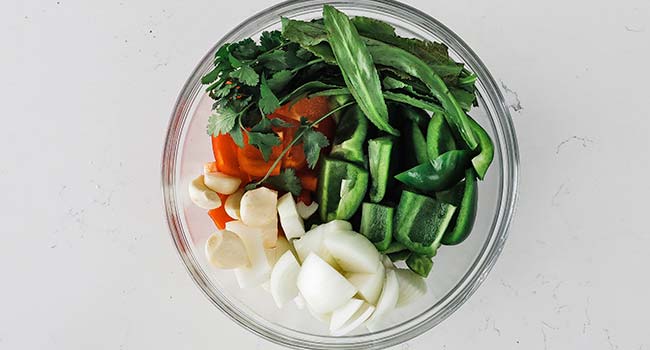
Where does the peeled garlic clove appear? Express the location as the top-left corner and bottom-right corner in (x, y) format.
(189, 175), (221, 209)
(225, 188), (244, 220)
(203, 171), (241, 195)
(205, 231), (249, 269)
(240, 187), (278, 227)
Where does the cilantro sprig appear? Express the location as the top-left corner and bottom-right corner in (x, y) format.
(245, 102), (355, 194)
(203, 31), (325, 159)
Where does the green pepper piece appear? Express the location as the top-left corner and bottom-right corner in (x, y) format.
(330, 105), (368, 165)
(382, 241), (406, 254)
(441, 168), (478, 245)
(360, 202), (393, 251)
(406, 254), (434, 277)
(368, 136), (395, 203)
(394, 150), (472, 192)
(394, 190), (456, 257)
(317, 157), (369, 221)
(467, 117), (494, 180)
(427, 112), (457, 160)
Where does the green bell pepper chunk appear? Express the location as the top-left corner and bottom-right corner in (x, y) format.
(330, 105), (368, 165)
(317, 157), (369, 221)
(368, 136), (395, 203)
(441, 168), (478, 245)
(406, 254), (434, 277)
(394, 150), (472, 192)
(394, 191), (457, 257)
(360, 202), (393, 251)
(467, 117), (494, 180)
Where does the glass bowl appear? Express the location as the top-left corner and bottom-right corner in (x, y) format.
(161, 0), (519, 348)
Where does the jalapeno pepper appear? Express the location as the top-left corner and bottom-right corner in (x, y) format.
(467, 117), (494, 180)
(394, 150), (472, 192)
(440, 168), (478, 245)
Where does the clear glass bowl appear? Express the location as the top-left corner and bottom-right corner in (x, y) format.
(161, 0), (519, 348)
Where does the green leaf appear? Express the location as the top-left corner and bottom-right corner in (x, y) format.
(229, 64), (259, 86)
(450, 88), (476, 111)
(352, 16), (464, 84)
(258, 49), (289, 71)
(258, 77), (281, 115)
(247, 131), (281, 161)
(230, 38), (259, 60)
(261, 168), (302, 196)
(364, 39), (478, 149)
(206, 107), (238, 137)
(300, 125), (330, 169)
(323, 5), (398, 136)
(281, 18), (337, 64)
(267, 69), (295, 93)
(282, 17), (329, 46)
(260, 30), (284, 51)
(230, 124), (244, 147)
(383, 91), (444, 114)
(250, 116), (292, 133)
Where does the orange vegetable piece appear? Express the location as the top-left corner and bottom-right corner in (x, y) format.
(275, 96), (331, 123)
(297, 170), (318, 192)
(237, 132), (283, 178)
(207, 194), (234, 230)
(211, 135), (241, 177)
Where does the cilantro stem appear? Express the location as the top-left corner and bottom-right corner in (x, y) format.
(249, 101), (356, 188)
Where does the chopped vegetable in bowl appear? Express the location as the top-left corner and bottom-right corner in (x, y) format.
(186, 5), (494, 336)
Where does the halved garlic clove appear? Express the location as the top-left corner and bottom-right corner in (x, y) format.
(277, 193), (305, 240)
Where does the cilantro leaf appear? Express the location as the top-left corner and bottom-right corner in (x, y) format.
(230, 124), (244, 147)
(247, 131), (281, 161)
(267, 70), (295, 93)
(260, 31), (284, 51)
(260, 168), (302, 196)
(231, 38), (259, 60)
(258, 50), (289, 71)
(300, 125), (329, 169)
(258, 77), (281, 115)
(207, 107), (238, 137)
(229, 65), (259, 86)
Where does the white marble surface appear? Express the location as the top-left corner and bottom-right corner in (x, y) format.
(2, 0), (649, 349)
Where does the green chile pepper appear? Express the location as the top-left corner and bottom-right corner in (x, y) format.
(467, 117), (494, 180)
(441, 168), (478, 245)
(394, 150), (472, 192)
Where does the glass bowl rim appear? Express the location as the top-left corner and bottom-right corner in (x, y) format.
(161, 0), (519, 348)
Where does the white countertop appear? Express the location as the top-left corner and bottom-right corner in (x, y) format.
(2, 0), (649, 349)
